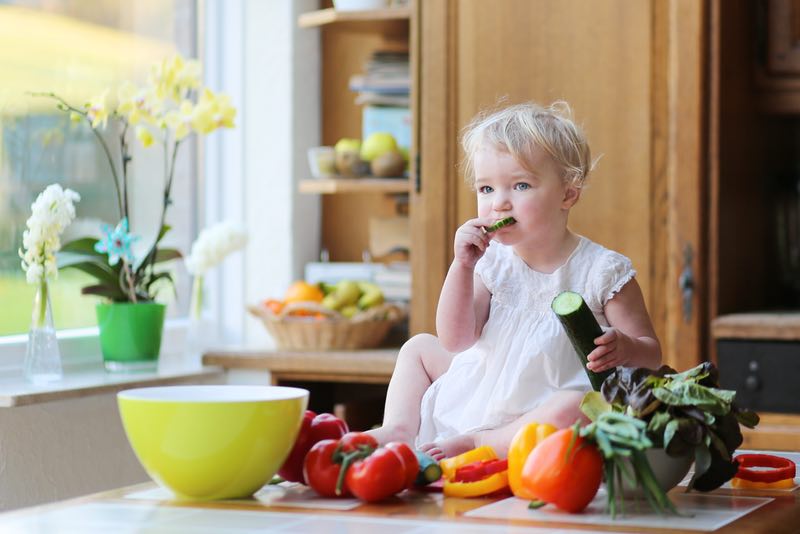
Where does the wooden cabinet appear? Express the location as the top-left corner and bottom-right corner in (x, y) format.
(299, 3), (414, 264)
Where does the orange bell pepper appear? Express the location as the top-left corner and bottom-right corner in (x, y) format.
(439, 445), (497, 480)
(507, 422), (557, 499)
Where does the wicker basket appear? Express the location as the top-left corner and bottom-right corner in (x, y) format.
(247, 301), (405, 350)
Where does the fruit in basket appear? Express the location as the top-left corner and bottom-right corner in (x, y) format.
(321, 280), (361, 311)
(284, 281), (324, 303)
(340, 305), (359, 318)
(356, 281), (385, 309)
(360, 132), (398, 162)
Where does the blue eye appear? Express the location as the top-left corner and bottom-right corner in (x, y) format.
(515, 183), (531, 191)
(478, 185), (493, 194)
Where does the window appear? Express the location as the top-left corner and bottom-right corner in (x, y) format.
(0, 1), (198, 337)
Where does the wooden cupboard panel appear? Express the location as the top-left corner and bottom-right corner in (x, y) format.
(454, 0), (654, 300)
(767, 0), (800, 74)
(417, 0), (706, 368)
(320, 20), (409, 262)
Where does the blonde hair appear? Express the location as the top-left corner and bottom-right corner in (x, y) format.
(461, 101), (594, 189)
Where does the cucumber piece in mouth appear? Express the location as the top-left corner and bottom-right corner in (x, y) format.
(485, 217), (516, 233)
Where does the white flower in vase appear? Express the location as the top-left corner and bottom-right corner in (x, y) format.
(182, 221), (247, 367)
(18, 184), (80, 383)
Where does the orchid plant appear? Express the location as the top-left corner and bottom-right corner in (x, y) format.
(36, 54), (236, 303)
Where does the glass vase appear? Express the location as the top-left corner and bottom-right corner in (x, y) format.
(184, 275), (211, 370)
(24, 278), (62, 384)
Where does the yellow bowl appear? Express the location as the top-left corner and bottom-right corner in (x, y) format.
(117, 385), (308, 500)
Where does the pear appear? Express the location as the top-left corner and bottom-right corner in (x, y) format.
(340, 305), (359, 319)
(334, 280), (362, 307)
(357, 281), (384, 309)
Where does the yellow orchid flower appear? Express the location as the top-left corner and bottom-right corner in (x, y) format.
(136, 125), (155, 147)
(86, 90), (109, 129)
(191, 89), (236, 134)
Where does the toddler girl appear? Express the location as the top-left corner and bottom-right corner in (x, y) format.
(368, 101), (661, 459)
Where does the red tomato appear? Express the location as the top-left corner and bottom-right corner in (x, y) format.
(345, 447), (407, 502)
(278, 411), (348, 484)
(308, 413), (349, 444)
(338, 432), (379, 454)
(303, 439), (351, 497)
(521, 428), (603, 513)
(277, 410), (317, 482)
(385, 442), (419, 489)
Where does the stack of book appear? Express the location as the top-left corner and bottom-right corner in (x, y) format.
(349, 50), (410, 107)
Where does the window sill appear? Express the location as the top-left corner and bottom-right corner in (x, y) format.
(0, 360), (225, 408)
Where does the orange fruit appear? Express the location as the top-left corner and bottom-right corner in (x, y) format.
(283, 281), (324, 303)
(263, 299), (284, 315)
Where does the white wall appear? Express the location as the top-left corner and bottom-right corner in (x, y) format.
(0, 394), (147, 511)
(204, 0), (321, 347)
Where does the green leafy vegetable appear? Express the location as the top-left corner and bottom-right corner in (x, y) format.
(599, 362), (759, 492)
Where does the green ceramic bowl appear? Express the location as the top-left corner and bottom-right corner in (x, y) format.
(118, 385), (308, 500)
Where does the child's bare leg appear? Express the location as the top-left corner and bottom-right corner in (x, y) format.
(419, 390), (587, 460)
(367, 333), (453, 445)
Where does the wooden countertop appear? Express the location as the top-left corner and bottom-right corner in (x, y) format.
(2, 475), (800, 533)
(202, 348), (398, 384)
(712, 312), (800, 341)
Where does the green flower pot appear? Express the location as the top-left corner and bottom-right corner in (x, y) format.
(96, 302), (166, 372)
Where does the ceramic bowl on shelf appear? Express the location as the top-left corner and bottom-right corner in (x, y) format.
(117, 385), (308, 501)
(307, 146), (336, 178)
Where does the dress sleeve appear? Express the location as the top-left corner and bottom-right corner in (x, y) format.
(592, 249), (636, 306)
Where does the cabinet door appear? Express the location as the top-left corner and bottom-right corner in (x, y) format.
(414, 0), (705, 370)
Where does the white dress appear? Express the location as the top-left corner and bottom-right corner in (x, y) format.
(416, 236), (636, 446)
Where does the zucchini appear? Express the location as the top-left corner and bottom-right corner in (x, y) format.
(414, 451), (442, 486)
(551, 291), (613, 391)
(485, 217), (516, 233)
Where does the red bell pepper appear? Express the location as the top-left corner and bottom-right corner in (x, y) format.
(278, 410), (348, 483)
(453, 459), (508, 483)
(734, 454), (796, 485)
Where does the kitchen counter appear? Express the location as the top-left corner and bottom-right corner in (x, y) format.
(2, 459), (800, 533)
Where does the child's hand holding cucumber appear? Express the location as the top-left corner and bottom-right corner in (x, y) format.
(453, 217), (516, 269)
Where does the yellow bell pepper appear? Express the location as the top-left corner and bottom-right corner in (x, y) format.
(439, 445), (498, 480)
(507, 422), (557, 499)
(443, 470), (509, 498)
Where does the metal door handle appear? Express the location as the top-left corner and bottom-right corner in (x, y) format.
(678, 243), (694, 323)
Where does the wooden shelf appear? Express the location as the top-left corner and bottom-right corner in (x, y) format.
(203, 348), (398, 385)
(299, 177), (409, 194)
(298, 7), (411, 28)
(712, 311), (800, 341)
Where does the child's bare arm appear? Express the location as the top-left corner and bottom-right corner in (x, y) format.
(436, 217), (494, 352)
(587, 278), (661, 372)
(437, 266), (491, 352)
(473, 390), (587, 457)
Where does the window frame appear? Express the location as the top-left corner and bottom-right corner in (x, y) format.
(0, 1), (215, 373)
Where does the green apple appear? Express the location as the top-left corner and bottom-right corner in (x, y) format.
(360, 132), (398, 162)
(335, 138), (361, 153)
